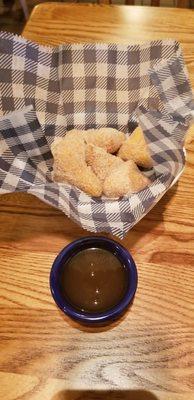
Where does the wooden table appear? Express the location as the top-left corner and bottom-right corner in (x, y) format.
(1, 4), (194, 400)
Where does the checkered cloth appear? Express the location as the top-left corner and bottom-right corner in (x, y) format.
(0, 32), (194, 238)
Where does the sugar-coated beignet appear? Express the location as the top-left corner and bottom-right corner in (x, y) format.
(118, 126), (153, 168)
(51, 134), (102, 197)
(86, 144), (123, 181)
(85, 127), (125, 153)
(103, 160), (150, 198)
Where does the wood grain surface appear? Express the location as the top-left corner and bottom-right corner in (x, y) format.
(0, 4), (194, 400)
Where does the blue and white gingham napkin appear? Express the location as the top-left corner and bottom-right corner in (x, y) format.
(0, 32), (193, 238)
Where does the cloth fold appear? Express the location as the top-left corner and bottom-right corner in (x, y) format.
(0, 32), (194, 238)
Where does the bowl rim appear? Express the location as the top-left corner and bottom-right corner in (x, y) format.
(50, 236), (138, 324)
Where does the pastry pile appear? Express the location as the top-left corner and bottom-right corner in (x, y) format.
(51, 127), (153, 198)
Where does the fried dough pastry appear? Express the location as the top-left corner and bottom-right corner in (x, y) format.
(85, 127), (125, 153)
(103, 160), (150, 198)
(65, 128), (125, 154)
(86, 144), (123, 181)
(51, 135), (102, 197)
(51, 134), (85, 169)
(118, 126), (153, 168)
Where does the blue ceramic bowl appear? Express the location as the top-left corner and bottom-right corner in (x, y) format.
(50, 237), (138, 324)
